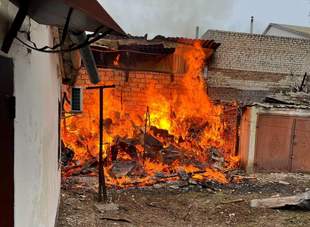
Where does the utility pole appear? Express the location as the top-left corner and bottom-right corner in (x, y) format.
(86, 85), (115, 202)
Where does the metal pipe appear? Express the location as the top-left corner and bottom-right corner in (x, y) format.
(250, 16), (254, 34)
(1, 4), (28, 53)
(99, 88), (107, 202)
(195, 26), (200, 39)
(70, 31), (100, 84)
(86, 85), (115, 202)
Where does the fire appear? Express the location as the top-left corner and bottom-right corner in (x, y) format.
(113, 54), (120, 66)
(62, 41), (239, 187)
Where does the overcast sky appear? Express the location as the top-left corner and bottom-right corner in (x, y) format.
(100, 0), (310, 38)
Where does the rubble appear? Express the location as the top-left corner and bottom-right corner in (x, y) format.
(94, 202), (119, 212)
(161, 145), (184, 164)
(61, 141), (74, 166)
(58, 173), (310, 227)
(109, 160), (137, 178)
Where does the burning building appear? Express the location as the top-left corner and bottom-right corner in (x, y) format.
(62, 27), (310, 191)
(61, 36), (240, 188)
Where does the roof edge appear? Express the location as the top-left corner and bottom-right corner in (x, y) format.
(262, 23), (310, 39)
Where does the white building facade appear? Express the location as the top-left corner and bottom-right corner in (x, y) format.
(0, 1), (61, 226)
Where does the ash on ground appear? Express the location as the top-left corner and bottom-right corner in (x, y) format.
(57, 173), (310, 227)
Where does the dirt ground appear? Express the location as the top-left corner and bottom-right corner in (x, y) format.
(57, 173), (310, 227)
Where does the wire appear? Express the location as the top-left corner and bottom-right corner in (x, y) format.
(16, 28), (112, 53)
(37, 7), (74, 51)
(16, 7), (168, 56)
(17, 7), (73, 52)
(16, 6), (113, 54)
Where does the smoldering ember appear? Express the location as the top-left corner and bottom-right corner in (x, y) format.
(1, 1), (310, 227)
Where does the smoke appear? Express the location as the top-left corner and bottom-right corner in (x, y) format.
(99, 0), (235, 38)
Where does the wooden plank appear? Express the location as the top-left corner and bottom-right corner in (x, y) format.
(250, 191), (310, 210)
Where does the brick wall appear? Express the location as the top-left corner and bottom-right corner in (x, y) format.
(204, 30), (310, 75)
(76, 69), (184, 115)
(74, 68), (238, 154)
(202, 30), (310, 103)
(206, 68), (297, 103)
(222, 104), (239, 156)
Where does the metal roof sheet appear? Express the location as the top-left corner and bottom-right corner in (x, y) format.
(152, 36), (221, 49)
(10, 0), (125, 34)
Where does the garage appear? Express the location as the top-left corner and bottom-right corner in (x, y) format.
(239, 105), (310, 173)
(255, 114), (310, 172)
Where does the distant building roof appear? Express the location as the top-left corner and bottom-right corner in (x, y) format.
(263, 23), (310, 39)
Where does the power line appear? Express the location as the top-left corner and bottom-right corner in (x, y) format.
(16, 27), (112, 53)
(16, 7), (115, 53)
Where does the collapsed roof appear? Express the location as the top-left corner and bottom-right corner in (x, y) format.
(90, 35), (221, 74)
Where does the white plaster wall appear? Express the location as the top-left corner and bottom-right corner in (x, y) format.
(0, 1), (61, 226)
(265, 26), (307, 39)
(238, 108), (251, 170)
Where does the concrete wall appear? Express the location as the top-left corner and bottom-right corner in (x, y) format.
(203, 30), (310, 103)
(239, 106), (310, 173)
(0, 1), (61, 226)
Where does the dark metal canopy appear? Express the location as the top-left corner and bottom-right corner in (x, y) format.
(1, 0), (125, 53)
(9, 0), (125, 34)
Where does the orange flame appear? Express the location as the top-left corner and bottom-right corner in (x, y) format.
(62, 41), (239, 187)
(113, 54), (120, 66)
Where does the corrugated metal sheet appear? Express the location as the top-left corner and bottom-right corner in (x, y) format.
(152, 36), (221, 49)
(94, 35), (220, 50)
(118, 44), (175, 55)
(90, 35), (219, 74)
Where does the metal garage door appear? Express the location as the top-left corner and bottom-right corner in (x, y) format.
(254, 115), (294, 171)
(291, 119), (310, 172)
(254, 114), (310, 172)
